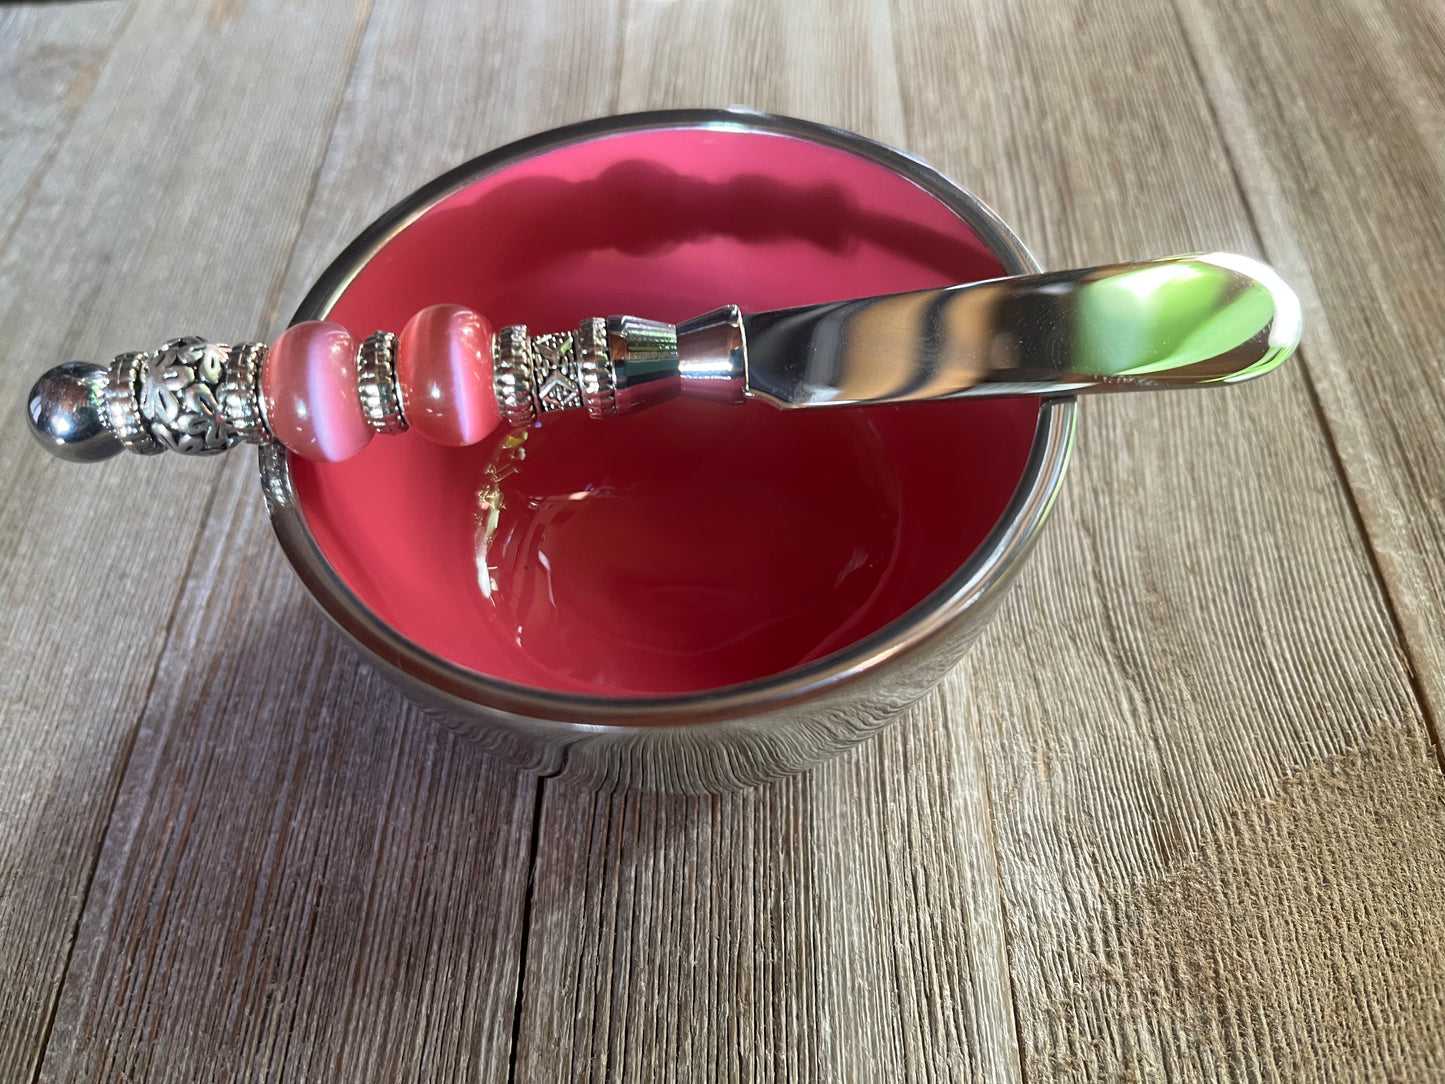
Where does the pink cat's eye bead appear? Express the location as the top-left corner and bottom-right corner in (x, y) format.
(395, 304), (500, 447)
(261, 321), (373, 463)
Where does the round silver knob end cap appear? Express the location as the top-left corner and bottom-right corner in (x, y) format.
(27, 361), (123, 462)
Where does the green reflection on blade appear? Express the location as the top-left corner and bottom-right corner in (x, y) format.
(1075, 260), (1280, 380)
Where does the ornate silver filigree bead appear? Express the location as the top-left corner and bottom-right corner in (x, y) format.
(493, 324), (536, 428)
(218, 342), (272, 444)
(140, 337), (237, 455)
(356, 331), (407, 435)
(532, 331), (581, 413)
(105, 351), (165, 455)
(576, 317), (615, 419)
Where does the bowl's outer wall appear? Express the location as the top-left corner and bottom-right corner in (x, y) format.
(264, 110), (1076, 792)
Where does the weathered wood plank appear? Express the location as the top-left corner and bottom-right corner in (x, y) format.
(0, 2), (129, 232)
(0, 0), (368, 1079)
(892, 0), (1445, 1077)
(615, 0), (905, 146)
(1177, 0), (1445, 734)
(11, 0), (1442, 1080)
(0, 7), (130, 1069)
(37, 0), (624, 1080)
(1037, 724), (1445, 1080)
(513, 690), (1023, 1083)
(40, 476), (540, 1081)
(510, 4), (1025, 1081)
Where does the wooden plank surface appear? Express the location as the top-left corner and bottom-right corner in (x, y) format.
(513, 691), (1024, 1082)
(509, 5), (1024, 1082)
(1177, 0), (1445, 730)
(891, 0), (1445, 1078)
(35, 2), (623, 1082)
(0, 3), (128, 230)
(0, 0), (1440, 1080)
(0, 1), (368, 1079)
(0, 6), (129, 1065)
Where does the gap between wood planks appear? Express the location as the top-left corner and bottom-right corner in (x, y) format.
(502, 22), (628, 1080)
(1164, 0), (1445, 778)
(506, 751), (571, 1084)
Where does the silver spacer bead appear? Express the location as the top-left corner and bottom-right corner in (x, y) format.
(105, 352), (165, 455)
(493, 324), (536, 428)
(356, 330), (407, 435)
(217, 342), (272, 444)
(576, 317), (615, 419)
(531, 331), (582, 413)
(140, 337), (237, 455)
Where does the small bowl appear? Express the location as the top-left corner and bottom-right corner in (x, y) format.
(261, 109), (1075, 791)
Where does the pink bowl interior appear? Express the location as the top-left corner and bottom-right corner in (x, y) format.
(291, 126), (1039, 696)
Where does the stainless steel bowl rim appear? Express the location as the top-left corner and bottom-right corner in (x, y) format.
(263, 107), (1076, 729)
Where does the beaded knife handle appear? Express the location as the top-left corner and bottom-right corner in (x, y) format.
(24, 306), (708, 464)
(25, 253), (1301, 464)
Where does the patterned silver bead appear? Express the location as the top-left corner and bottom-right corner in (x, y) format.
(140, 337), (237, 455)
(532, 331), (582, 413)
(105, 351), (165, 455)
(217, 342), (272, 444)
(576, 317), (615, 419)
(356, 331), (407, 435)
(493, 324), (536, 428)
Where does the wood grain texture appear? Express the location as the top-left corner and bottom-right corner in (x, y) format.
(0, 2), (128, 232)
(40, 468), (538, 1082)
(0, 0), (368, 1079)
(507, 4), (1022, 1080)
(616, 0), (905, 145)
(2, 0), (1442, 1079)
(0, 9), (128, 1051)
(891, 0), (1445, 1077)
(37, 1), (624, 1081)
(1175, 0), (1445, 731)
(514, 686), (1023, 1082)
(1076, 725), (1445, 1080)
(0, 8), (130, 1066)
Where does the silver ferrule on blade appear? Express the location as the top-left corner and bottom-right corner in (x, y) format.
(607, 306), (746, 411)
(675, 306), (747, 405)
(496, 306), (746, 420)
(607, 315), (681, 414)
